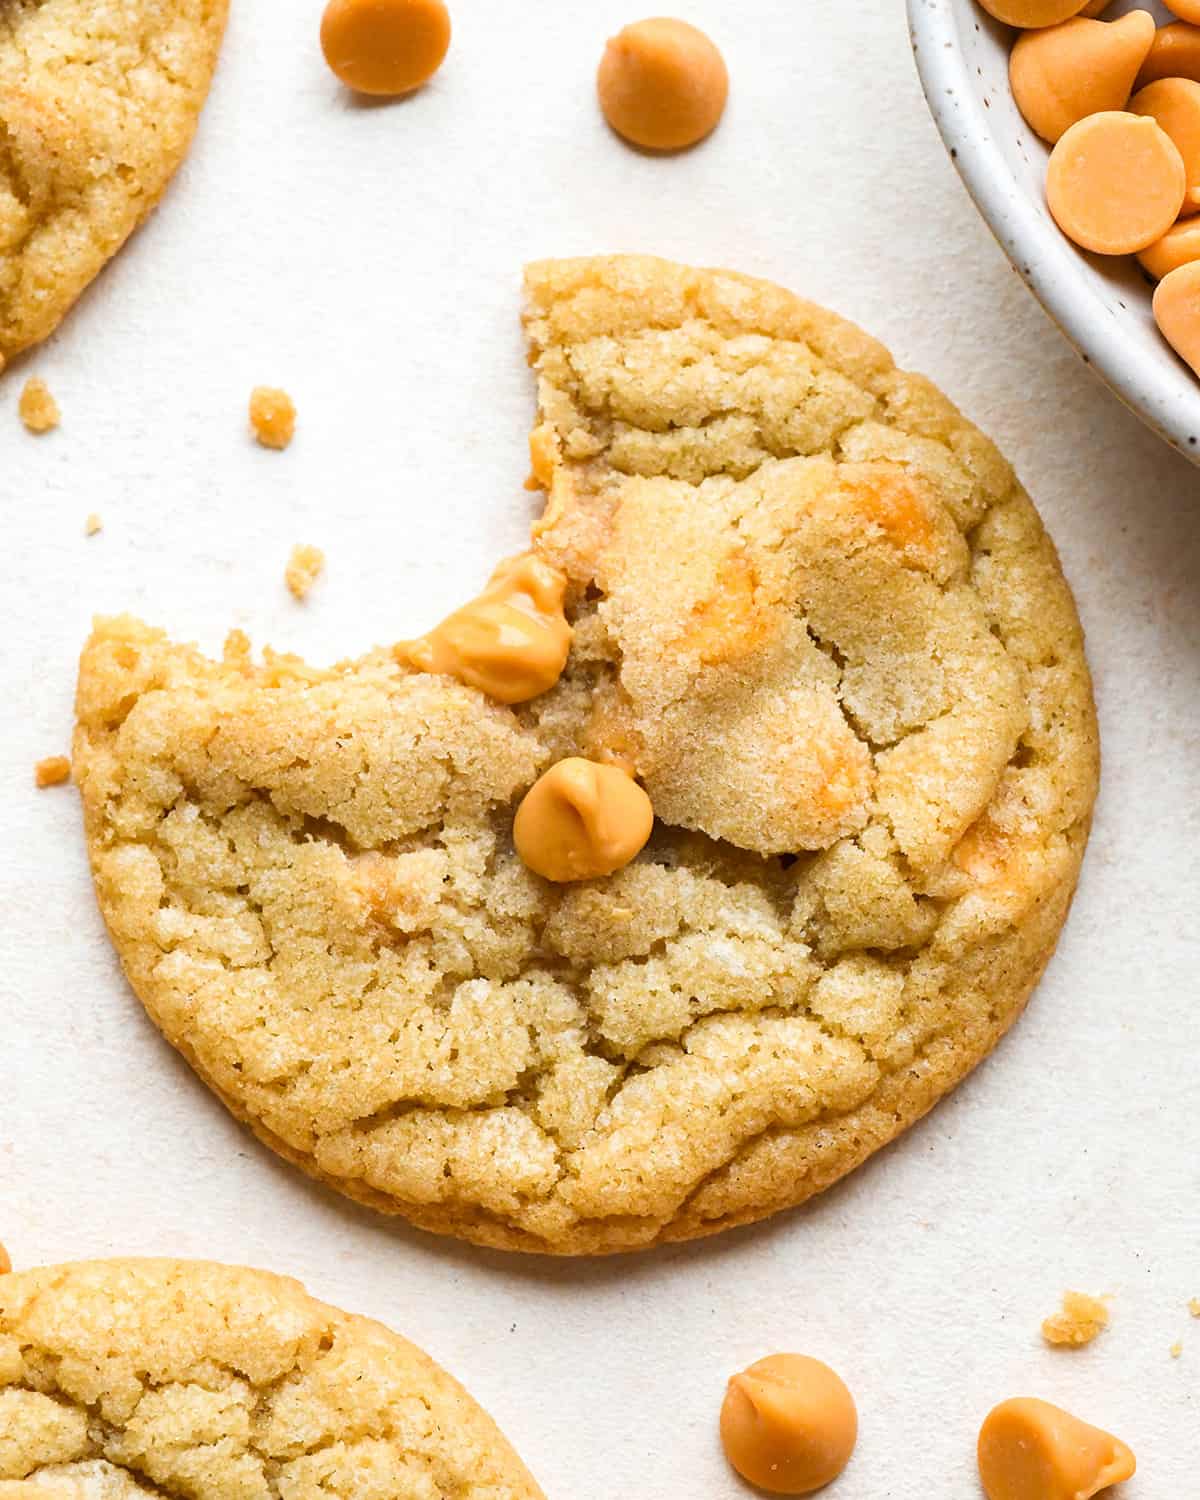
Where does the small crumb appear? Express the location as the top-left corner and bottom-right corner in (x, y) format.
(85, 512), (102, 536)
(1189, 1298), (1200, 1318)
(250, 386), (296, 450)
(223, 628), (252, 664)
(1171, 1341), (1183, 1359)
(34, 755), (71, 789)
(285, 543), (324, 601)
(19, 376), (60, 434)
(1041, 1290), (1110, 1348)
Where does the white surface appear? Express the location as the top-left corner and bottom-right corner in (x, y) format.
(2, 2), (1198, 1496)
(910, 0), (1200, 466)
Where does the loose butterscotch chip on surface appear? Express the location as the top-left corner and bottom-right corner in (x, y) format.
(598, 17), (728, 150)
(249, 386), (296, 449)
(720, 1353), (858, 1495)
(285, 543), (325, 600)
(18, 377), (59, 434)
(34, 755), (71, 788)
(321, 0), (450, 95)
(1041, 1289), (1110, 1346)
(978, 1398), (1135, 1500)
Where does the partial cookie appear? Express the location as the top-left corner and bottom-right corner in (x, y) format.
(0, 0), (228, 365)
(0, 1258), (543, 1500)
(74, 255), (1098, 1254)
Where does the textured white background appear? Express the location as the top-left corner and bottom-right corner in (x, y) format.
(3, 1), (1198, 1495)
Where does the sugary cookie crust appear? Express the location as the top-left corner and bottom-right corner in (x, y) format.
(0, 1259), (543, 1500)
(73, 256), (1099, 1254)
(0, 0), (228, 364)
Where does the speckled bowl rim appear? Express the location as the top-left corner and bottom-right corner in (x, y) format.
(907, 0), (1200, 466)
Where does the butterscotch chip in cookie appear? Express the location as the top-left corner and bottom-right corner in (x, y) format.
(1042, 1290), (1110, 1346)
(18, 379), (59, 434)
(285, 543), (324, 600)
(72, 256), (1098, 1255)
(0, 0), (227, 362)
(0, 1241), (9, 1275)
(34, 756), (71, 789)
(249, 386), (296, 450)
(0, 1258), (543, 1499)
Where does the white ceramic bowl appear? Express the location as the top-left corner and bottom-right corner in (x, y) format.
(908, 0), (1200, 464)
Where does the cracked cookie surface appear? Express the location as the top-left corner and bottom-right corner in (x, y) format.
(73, 255), (1099, 1255)
(0, 1259), (543, 1500)
(0, 0), (227, 364)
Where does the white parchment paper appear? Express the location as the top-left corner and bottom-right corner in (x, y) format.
(3, 2), (1197, 1494)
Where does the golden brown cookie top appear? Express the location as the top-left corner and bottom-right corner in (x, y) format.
(73, 256), (1098, 1255)
(0, 1259), (543, 1500)
(0, 0), (227, 363)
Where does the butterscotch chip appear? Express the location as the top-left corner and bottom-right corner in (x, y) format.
(84, 513), (102, 536)
(1009, 11), (1155, 144)
(34, 755), (71, 789)
(1046, 111), (1185, 254)
(284, 543), (324, 600)
(249, 386), (296, 450)
(513, 758), (654, 882)
(1153, 259), (1200, 375)
(399, 552), (572, 704)
(720, 1354), (858, 1495)
(598, 18), (728, 150)
(71, 257), (1098, 1255)
(978, 1398), (1134, 1500)
(1135, 20), (1200, 88)
(320, 0), (450, 96)
(0, 1242), (9, 1275)
(1138, 214), (1200, 280)
(977, 0), (1093, 26)
(1190, 1297), (1200, 1317)
(18, 378), (59, 434)
(1041, 1289), (1110, 1346)
(0, 1), (227, 363)
(0, 1259), (543, 1498)
(1132, 75), (1200, 210)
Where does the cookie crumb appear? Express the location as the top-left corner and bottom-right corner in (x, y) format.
(85, 512), (102, 536)
(285, 544), (324, 600)
(19, 376), (60, 434)
(35, 755), (72, 788)
(1041, 1290), (1110, 1347)
(250, 386), (296, 450)
(1171, 1341), (1183, 1358)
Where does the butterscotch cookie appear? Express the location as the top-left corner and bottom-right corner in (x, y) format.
(73, 255), (1098, 1255)
(0, 1258), (543, 1500)
(0, 0), (228, 365)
